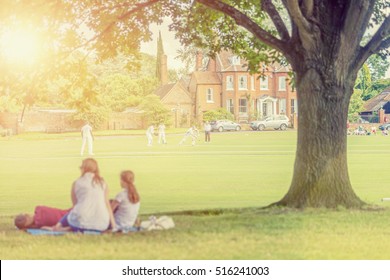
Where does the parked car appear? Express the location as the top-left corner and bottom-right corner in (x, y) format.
(379, 123), (390, 130)
(250, 115), (290, 131)
(210, 120), (241, 132)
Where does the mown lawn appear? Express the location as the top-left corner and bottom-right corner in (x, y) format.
(1, 129), (390, 259)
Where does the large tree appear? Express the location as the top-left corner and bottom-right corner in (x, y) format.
(1, 0), (389, 208)
(169, 0), (389, 208)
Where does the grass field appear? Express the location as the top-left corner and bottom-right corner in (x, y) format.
(1, 129), (390, 259)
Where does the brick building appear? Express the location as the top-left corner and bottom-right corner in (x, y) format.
(155, 48), (297, 126)
(199, 51), (297, 123)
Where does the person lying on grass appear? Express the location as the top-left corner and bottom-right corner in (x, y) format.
(14, 206), (70, 230)
(43, 158), (117, 233)
(110, 170), (141, 231)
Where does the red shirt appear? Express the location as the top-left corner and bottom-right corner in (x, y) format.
(34, 206), (70, 227)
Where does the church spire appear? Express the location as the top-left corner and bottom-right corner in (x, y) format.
(156, 31), (168, 85)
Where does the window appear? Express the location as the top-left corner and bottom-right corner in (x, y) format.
(239, 98), (247, 113)
(251, 76), (255, 90)
(239, 76), (248, 90)
(206, 88), (214, 103)
(226, 76), (234, 90)
(279, 76), (286, 91)
(260, 76), (268, 90)
(226, 99), (234, 114)
(279, 99), (286, 115)
(230, 56), (241, 65)
(291, 99), (297, 114)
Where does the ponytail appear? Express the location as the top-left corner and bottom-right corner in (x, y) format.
(121, 170), (140, 203)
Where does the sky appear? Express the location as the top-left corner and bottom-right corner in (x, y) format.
(140, 20), (185, 70)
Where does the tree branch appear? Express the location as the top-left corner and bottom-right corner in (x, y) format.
(196, 0), (289, 55)
(302, 0), (314, 18)
(282, 0), (314, 48)
(355, 15), (390, 69)
(376, 37), (390, 53)
(342, 0), (375, 57)
(67, 0), (160, 56)
(261, 0), (290, 41)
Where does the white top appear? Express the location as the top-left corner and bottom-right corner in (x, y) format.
(204, 123), (211, 132)
(81, 124), (93, 138)
(146, 125), (154, 135)
(158, 124), (166, 134)
(67, 172), (109, 231)
(114, 190), (140, 228)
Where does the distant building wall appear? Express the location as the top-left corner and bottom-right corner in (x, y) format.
(106, 112), (145, 130)
(0, 110), (145, 134)
(0, 111), (82, 134)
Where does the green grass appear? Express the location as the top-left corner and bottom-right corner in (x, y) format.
(1, 130), (390, 259)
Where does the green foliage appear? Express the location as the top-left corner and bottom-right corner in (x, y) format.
(72, 105), (110, 129)
(0, 94), (20, 113)
(367, 54), (390, 81)
(168, 0), (284, 74)
(203, 108), (234, 122)
(98, 74), (159, 112)
(168, 69), (180, 83)
(355, 64), (372, 100)
(369, 78), (390, 96)
(139, 94), (171, 126)
(355, 61), (390, 101)
(348, 89), (365, 122)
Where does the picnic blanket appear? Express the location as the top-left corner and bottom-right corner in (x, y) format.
(24, 216), (175, 235)
(26, 229), (101, 235)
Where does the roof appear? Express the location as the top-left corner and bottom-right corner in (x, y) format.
(214, 50), (291, 73)
(192, 71), (221, 84)
(216, 50), (248, 72)
(363, 87), (390, 112)
(154, 83), (175, 100)
(178, 75), (191, 89)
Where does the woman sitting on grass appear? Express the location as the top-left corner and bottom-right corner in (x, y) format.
(47, 158), (116, 232)
(110, 170), (141, 231)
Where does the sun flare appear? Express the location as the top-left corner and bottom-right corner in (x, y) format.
(0, 29), (40, 65)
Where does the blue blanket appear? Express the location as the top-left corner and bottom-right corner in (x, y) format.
(26, 229), (101, 235)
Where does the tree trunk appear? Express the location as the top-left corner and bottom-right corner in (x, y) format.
(275, 68), (365, 208)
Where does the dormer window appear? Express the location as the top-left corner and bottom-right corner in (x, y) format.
(229, 56), (241, 65)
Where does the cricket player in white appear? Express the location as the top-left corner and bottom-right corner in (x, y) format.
(158, 123), (166, 144)
(179, 126), (199, 146)
(146, 125), (154, 146)
(80, 122), (94, 156)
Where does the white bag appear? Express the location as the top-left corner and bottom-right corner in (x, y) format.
(140, 215), (175, 231)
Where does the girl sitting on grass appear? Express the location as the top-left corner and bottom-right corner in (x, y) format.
(45, 158), (116, 233)
(110, 170), (141, 231)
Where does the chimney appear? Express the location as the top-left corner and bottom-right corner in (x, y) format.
(195, 51), (203, 71)
(208, 57), (217, 72)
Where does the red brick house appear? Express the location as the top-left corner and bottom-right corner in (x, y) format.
(155, 37), (297, 125)
(200, 51), (297, 123)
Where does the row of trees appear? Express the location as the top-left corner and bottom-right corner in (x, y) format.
(0, 48), (174, 127)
